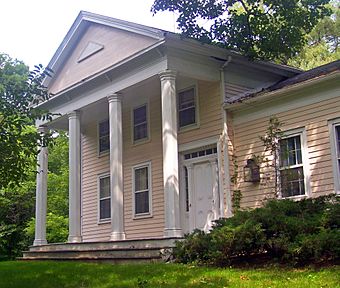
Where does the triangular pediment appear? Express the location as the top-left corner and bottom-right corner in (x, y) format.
(47, 11), (165, 95)
(77, 41), (104, 62)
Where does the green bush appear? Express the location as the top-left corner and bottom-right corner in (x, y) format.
(173, 195), (340, 266)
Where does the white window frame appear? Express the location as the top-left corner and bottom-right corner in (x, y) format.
(98, 119), (109, 156)
(131, 103), (150, 144)
(329, 118), (340, 194)
(278, 127), (311, 199)
(97, 172), (111, 223)
(177, 85), (199, 131)
(132, 161), (152, 219)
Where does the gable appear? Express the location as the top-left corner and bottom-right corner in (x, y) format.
(49, 23), (160, 95)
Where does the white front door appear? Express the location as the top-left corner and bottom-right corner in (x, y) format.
(181, 152), (220, 233)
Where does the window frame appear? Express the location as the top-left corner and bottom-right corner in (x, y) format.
(97, 172), (111, 223)
(329, 118), (340, 194)
(278, 128), (310, 199)
(177, 85), (199, 131)
(132, 103), (150, 144)
(98, 119), (110, 156)
(132, 161), (152, 219)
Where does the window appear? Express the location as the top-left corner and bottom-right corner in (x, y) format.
(99, 120), (109, 153)
(178, 87), (197, 128)
(329, 120), (340, 194)
(99, 175), (110, 221)
(133, 104), (148, 142)
(133, 163), (151, 216)
(279, 134), (306, 198)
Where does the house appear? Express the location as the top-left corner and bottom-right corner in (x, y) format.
(26, 11), (340, 261)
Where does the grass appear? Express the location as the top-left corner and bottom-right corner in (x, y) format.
(0, 261), (339, 288)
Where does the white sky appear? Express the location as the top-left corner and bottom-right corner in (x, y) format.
(0, 0), (177, 68)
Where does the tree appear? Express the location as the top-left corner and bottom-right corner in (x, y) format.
(288, 1), (340, 70)
(0, 133), (69, 259)
(0, 54), (52, 190)
(151, 0), (332, 63)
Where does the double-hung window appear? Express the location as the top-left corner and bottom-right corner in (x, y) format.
(329, 120), (340, 194)
(133, 104), (148, 142)
(178, 87), (197, 128)
(133, 163), (151, 216)
(99, 120), (109, 153)
(99, 175), (110, 221)
(279, 132), (307, 198)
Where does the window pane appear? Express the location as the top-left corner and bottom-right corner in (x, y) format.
(281, 167), (305, 197)
(134, 123), (148, 141)
(100, 177), (110, 198)
(280, 136), (302, 167)
(135, 191), (149, 214)
(134, 105), (147, 125)
(135, 167), (148, 191)
(179, 107), (195, 127)
(99, 136), (109, 152)
(100, 198), (110, 220)
(336, 126), (340, 157)
(99, 121), (109, 136)
(179, 88), (195, 110)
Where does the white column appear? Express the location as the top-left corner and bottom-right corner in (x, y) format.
(159, 70), (183, 238)
(108, 93), (126, 241)
(68, 111), (82, 243)
(33, 126), (48, 246)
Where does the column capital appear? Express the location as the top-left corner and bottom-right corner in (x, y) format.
(68, 110), (80, 119)
(159, 70), (177, 82)
(107, 92), (122, 103)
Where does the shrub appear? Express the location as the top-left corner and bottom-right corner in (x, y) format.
(173, 195), (340, 266)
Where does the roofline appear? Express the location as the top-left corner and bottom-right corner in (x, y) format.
(224, 70), (340, 110)
(44, 11), (167, 87)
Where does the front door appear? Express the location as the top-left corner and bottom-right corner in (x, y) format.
(180, 147), (220, 233)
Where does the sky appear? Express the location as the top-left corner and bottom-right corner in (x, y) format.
(0, 0), (177, 68)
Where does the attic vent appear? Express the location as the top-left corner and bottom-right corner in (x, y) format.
(77, 41), (104, 62)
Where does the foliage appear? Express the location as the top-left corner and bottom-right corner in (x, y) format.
(288, 1), (340, 70)
(230, 155), (242, 211)
(0, 54), (53, 190)
(173, 195), (340, 266)
(0, 261), (339, 288)
(0, 133), (69, 259)
(259, 116), (284, 196)
(151, 0), (332, 62)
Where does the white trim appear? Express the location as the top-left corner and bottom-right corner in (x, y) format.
(131, 102), (151, 145)
(177, 84), (200, 132)
(132, 161), (153, 219)
(178, 136), (219, 153)
(97, 119), (110, 157)
(279, 127), (311, 199)
(97, 172), (111, 224)
(328, 118), (340, 195)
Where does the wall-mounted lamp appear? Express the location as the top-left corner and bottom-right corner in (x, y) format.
(244, 159), (260, 183)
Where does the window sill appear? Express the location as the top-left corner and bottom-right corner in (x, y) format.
(98, 150), (109, 158)
(132, 213), (153, 220)
(132, 137), (151, 147)
(280, 194), (308, 201)
(97, 219), (111, 225)
(178, 123), (200, 133)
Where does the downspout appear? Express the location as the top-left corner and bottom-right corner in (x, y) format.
(218, 56), (233, 218)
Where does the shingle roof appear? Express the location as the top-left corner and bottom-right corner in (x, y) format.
(225, 60), (340, 105)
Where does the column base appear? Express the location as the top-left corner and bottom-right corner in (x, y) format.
(68, 235), (83, 243)
(110, 232), (126, 241)
(33, 239), (47, 246)
(164, 228), (183, 238)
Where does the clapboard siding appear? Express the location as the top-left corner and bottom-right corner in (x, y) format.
(232, 94), (340, 208)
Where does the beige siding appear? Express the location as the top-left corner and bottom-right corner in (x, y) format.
(49, 23), (158, 95)
(178, 81), (222, 145)
(232, 95), (340, 208)
(81, 79), (224, 241)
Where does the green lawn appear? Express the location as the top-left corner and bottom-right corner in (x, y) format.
(0, 261), (339, 288)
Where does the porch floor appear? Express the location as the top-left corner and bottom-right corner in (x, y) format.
(21, 237), (182, 263)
